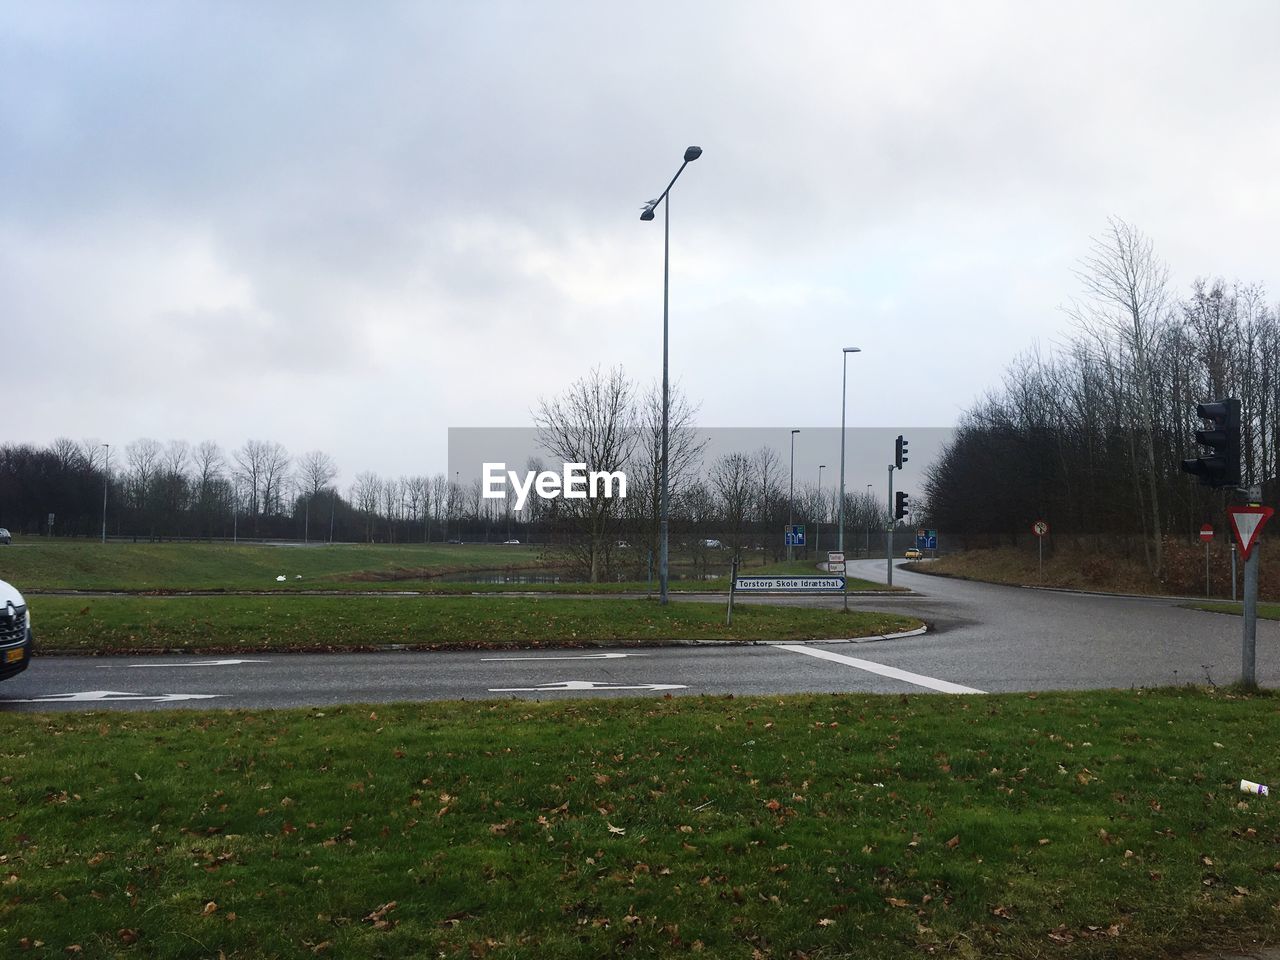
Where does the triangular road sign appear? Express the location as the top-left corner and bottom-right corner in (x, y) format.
(1228, 505), (1274, 560)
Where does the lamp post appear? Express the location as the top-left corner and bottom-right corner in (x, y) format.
(787, 429), (800, 560)
(837, 347), (862, 553)
(100, 443), (109, 544)
(865, 484), (873, 557)
(640, 145), (703, 606)
(816, 464), (826, 556)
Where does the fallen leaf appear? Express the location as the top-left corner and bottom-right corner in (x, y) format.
(202, 901), (218, 916)
(945, 835), (960, 849)
(885, 897), (911, 908)
(608, 824), (626, 835)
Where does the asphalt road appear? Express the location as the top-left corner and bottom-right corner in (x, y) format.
(2, 559), (1275, 712)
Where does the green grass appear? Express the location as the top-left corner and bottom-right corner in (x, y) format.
(0, 542), (891, 595)
(4, 689), (1280, 958)
(1186, 601), (1280, 620)
(0, 541), (549, 592)
(31, 596), (921, 654)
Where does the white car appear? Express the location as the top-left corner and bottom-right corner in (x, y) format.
(0, 578), (32, 680)
(0, 527), (11, 545)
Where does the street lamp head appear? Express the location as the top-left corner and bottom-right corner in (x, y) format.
(683, 146), (703, 162)
(639, 200), (657, 221)
(843, 346), (861, 353)
(791, 429), (800, 435)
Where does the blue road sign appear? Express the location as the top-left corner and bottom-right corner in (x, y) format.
(785, 524), (806, 546)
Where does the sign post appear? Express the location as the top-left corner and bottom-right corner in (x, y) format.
(1200, 524), (1214, 596)
(1033, 520), (1049, 579)
(1228, 504), (1274, 689)
(828, 551), (847, 611)
(726, 554), (739, 626)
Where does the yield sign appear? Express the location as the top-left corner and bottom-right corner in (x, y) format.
(1228, 505), (1275, 560)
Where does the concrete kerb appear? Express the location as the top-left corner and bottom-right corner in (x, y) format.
(680, 624), (929, 647)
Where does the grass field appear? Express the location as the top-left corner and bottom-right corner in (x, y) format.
(31, 596), (921, 654)
(0, 541), (544, 591)
(0, 542), (888, 594)
(3, 688), (1280, 958)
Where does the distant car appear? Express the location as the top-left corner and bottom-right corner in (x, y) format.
(0, 578), (32, 680)
(446, 539), (462, 545)
(700, 539), (723, 549)
(0, 528), (10, 545)
(904, 547), (924, 560)
(503, 539), (520, 544)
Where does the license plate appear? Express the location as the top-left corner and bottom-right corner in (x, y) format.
(5, 649), (22, 663)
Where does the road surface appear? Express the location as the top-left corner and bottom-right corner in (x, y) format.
(2, 559), (1274, 711)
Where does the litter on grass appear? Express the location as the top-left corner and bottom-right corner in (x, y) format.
(275, 575), (286, 582)
(1240, 779), (1269, 796)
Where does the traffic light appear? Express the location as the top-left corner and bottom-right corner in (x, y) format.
(894, 491), (909, 520)
(895, 434), (909, 469)
(1181, 398), (1240, 488)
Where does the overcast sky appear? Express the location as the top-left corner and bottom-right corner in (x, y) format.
(4, 1), (1279, 490)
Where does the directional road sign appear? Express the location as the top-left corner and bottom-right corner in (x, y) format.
(735, 576), (845, 593)
(784, 524), (806, 547)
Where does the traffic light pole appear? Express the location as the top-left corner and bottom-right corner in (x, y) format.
(1243, 544), (1259, 688)
(886, 464), (895, 587)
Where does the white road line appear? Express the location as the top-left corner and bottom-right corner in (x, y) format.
(775, 645), (985, 694)
(480, 653), (646, 662)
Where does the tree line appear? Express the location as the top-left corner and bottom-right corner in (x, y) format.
(926, 218), (1279, 577)
(1, 378), (899, 580)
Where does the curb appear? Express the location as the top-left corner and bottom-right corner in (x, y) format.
(684, 624), (929, 646)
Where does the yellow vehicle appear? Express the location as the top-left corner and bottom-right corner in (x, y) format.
(904, 547), (924, 560)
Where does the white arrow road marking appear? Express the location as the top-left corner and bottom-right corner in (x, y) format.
(1, 690), (225, 703)
(775, 645), (985, 694)
(480, 653), (647, 662)
(117, 659), (269, 668)
(488, 680), (686, 693)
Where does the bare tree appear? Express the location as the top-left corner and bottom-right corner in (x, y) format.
(192, 441), (224, 538)
(710, 451), (753, 554)
(1071, 217), (1170, 575)
(534, 366), (637, 582)
(259, 442), (292, 520)
(356, 472), (385, 541)
(297, 450), (338, 543)
(429, 473), (448, 542)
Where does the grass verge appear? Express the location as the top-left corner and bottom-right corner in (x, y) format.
(31, 596), (921, 654)
(1, 542), (892, 595)
(0, 542), (551, 592)
(1186, 601), (1280, 620)
(3, 689), (1280, 958)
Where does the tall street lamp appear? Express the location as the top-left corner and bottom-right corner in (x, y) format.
(100, 443), (110, 544)
(837, 347), (862, 553)
(640, 145), (703, 605)
(865, 484), (873, 557)
(787, 429), (800, 560)
(816, 464), (826, 555)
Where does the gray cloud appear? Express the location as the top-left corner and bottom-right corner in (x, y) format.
(3, 1), (1278, 485)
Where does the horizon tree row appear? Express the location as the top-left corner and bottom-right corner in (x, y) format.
(926, 217), (1280, 577)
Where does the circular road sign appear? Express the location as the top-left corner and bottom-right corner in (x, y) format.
(1033, 520), (1049, 537)
(1199, 524), (1214, 542)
